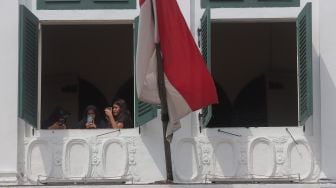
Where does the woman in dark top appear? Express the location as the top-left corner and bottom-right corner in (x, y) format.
(104, 99), (132, 129)
(42, 106), (70, 129)
(77, 105), (106, 129)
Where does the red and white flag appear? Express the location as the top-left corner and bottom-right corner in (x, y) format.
(136, 0), (218, 139)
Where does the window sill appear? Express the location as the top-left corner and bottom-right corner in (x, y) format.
(32, 128), (139, 138)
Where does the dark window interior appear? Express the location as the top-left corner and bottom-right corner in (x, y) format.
(210, 22), (298, 127)
(41, 24), (134, 129)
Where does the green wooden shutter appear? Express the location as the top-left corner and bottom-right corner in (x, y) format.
(201, 0), (299, 8)
(133, 17), (157, 127)
(200, 8), (212, 128)
(19, 5), (39, 127)
(297, 3), (313, 126)
(91, 0), (136, 9)
(37, 0), (136, 10)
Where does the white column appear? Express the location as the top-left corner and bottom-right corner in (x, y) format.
(0, 0), (19, 184)
(320, 0), (336, 180)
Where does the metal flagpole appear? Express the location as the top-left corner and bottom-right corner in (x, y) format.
(155, 43), (174, 182)
(151, 0), (174, 182)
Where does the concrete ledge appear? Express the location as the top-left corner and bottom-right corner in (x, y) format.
(3, 184), (336, 188)
(0, 171), (17, 185)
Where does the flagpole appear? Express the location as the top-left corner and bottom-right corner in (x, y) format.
(151, 0), (174, 182)
(155, 43), (174, 182)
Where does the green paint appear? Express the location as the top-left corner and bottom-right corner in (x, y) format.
(37, 0), (136, 10)
(201, 0), (300, 8)
(297, 3), (313, 126)
(19, 5), (39, 127)
(200, 7), (213, 128)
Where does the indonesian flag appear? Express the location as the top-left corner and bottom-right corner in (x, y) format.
(136, 0), (218, 139)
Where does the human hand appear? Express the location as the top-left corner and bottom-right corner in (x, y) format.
(104, 107), (113, 119)
(85, 122), (96, 129)
(49, 122), (66, 129)
(58, 123), (66, 129)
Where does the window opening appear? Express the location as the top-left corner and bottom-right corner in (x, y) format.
(209, 22), (298, 127)
(41, 24), (135, 129)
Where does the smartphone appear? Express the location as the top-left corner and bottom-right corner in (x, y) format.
(87, 115), (94, 124)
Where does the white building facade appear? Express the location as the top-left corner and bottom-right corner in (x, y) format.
(1, 0), (336, 186)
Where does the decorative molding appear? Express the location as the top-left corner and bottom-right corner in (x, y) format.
(193, 135), (318, 182)
(126, 136), (138, 182)
(211, 140), (239, 177)
(26, 139), (53, 182)
(197, 139), (211, 182)
(249, 137), (276, 178)
(90, 138), (102, 177)
(101, 138), (128, 178)
(270, 136), (290, 177)
(22, 133), (319, 184)
(174, 138), (201, 182)
(62, 139), (91, 178)
(286, 139), (314, 180)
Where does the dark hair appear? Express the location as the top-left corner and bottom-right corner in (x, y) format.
(42, 106), (70, 129)
(112, 99), (132, 128)
(76, 105), (108, 129)
(49, 106), (70, 122)
(82, 105), (101, 123)
(113, 98), (129, 113)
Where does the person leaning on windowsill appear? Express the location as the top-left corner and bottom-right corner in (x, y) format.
(42, 106), (70, 129)
(104, 98), (132, 129)
(76, 105), (107, 129)
(47, 118), (67, 129)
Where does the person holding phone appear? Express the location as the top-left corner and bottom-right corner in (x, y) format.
(104, 99), (132, 129)
(77, 105), (106, 129)
(48, 117), (67, 129)
(42, 106), (70, 129)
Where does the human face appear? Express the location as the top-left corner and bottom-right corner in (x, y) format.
(58, 117), (66, 125)
(112, 104), (121, 116)
(87, 109), (96, 119)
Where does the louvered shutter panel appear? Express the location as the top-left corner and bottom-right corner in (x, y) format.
(133, 17), (157, 127)
(200, 8), (213, 128)
(297, 3), (313, 126)
(19, 5), (39, 127)
(37, 0), (136, 10)
(91, 0), (136, 9)
(202, 0), (299, 8)
(37, 0), (82, 10)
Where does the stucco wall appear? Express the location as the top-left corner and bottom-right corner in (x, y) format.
(320, 0), (336, 180)
(0, 0), (19, 184)
(1, 0), (333, 185)
(15, 0), (193, 185)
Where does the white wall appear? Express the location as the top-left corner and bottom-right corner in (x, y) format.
(320, 0), (336, 180)
(176, 0), (322, 183)
(2, 0), (330, 185)
(0, 0), (19, 184)
(16, 0), (192, 184)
